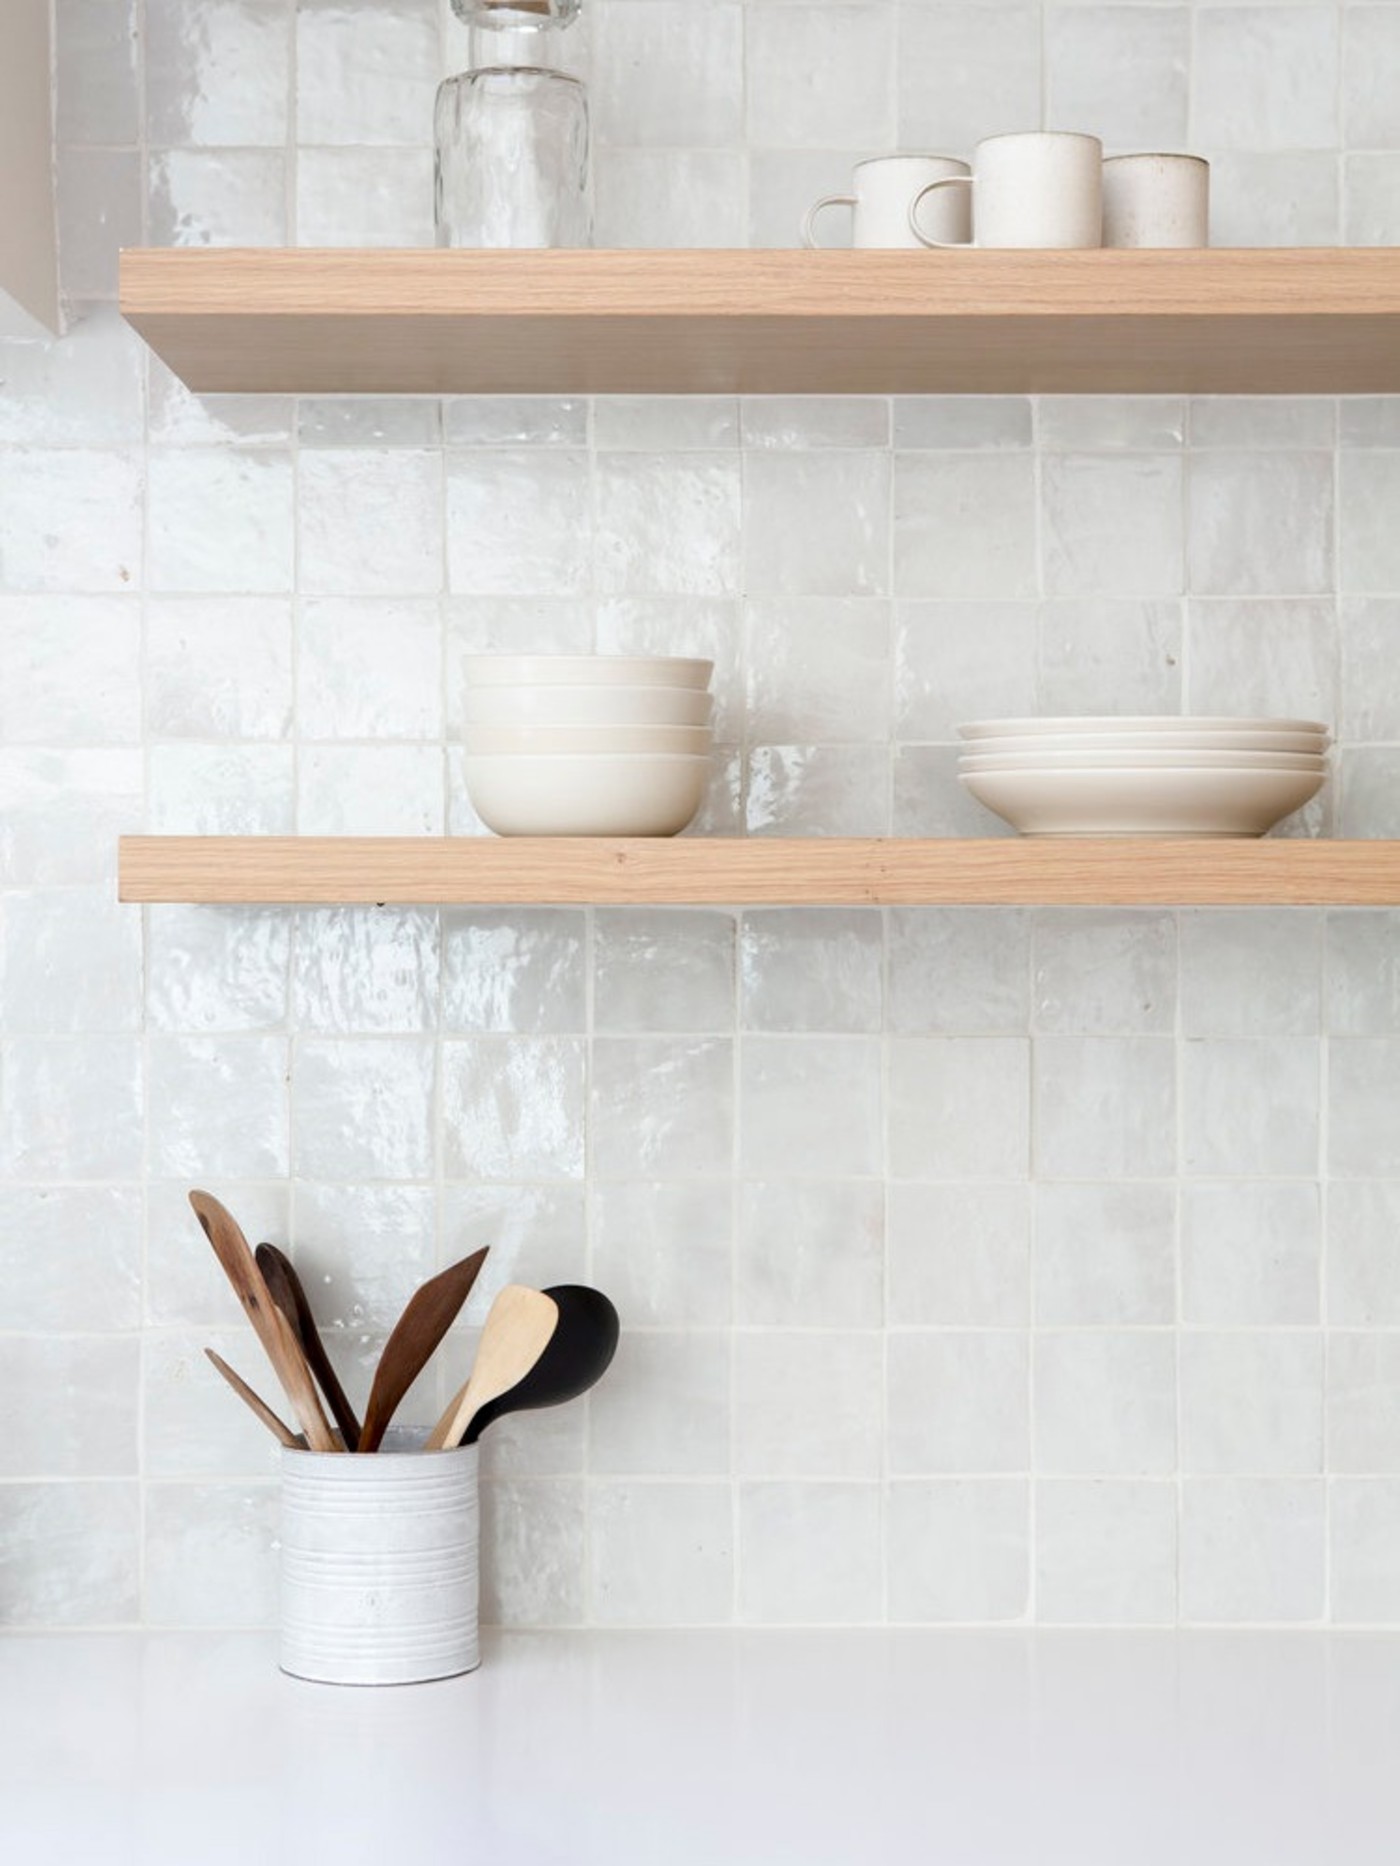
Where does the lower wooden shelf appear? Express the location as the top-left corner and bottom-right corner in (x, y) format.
(118, 836), (1400, 907)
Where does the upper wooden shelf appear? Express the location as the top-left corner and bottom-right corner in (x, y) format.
(119, 837), (1400, 908)
(120, 247), (1400, 396)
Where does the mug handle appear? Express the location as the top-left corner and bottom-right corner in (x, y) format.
(802, 194), (857, 250)
(910, 176), (975, 250)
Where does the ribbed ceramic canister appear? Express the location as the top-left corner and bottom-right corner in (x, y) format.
(279, 1433), (480, 1686)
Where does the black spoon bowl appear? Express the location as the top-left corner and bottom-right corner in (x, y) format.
(463, 1283), (619, 1445)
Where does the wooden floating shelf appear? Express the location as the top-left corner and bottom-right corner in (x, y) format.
(120, 247), (1400, 396)
(118, 837), (1400, 908)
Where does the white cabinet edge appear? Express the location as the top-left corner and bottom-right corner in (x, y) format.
(0, 0), (60, 336)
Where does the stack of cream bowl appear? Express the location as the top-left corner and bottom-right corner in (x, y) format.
(463, 654), (715, 836)
(958, 716), (1330, 836)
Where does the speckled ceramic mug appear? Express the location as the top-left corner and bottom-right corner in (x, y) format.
(279, 1431), (480, 1686)
(1102, 153), (1210, 248)
(909, 131), (1102, 250)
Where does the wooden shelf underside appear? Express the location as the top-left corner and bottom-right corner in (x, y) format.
(118, 838), (1400, 908)
(120, 248), (1400, 395)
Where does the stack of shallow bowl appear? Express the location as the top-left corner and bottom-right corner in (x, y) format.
(462, 654), (715, 836)
(958, 716), (1330, 837)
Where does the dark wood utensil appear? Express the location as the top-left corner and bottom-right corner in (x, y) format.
(360, 1246), (489, 1452)
(256, 1242), (361, 1452)
(204, 1349), (302, 1449)
(188, 1189), (339, 1453)
(462, 1284), (619, 1446)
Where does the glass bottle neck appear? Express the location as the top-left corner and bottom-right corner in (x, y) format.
(469, 23), (563, 71)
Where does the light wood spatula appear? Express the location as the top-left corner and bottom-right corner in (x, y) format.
(424, 1285), (559, 1451)
(359, 1246), (489, 1452)
(189, 1190), (339, 1453)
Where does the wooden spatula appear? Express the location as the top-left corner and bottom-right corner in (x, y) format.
(424, 1285), (559, 1451)
(359, 1246), (489, 1453)
(204, 1349), (302, 1449)
(256, 1242), (362, 1451)
(189, 1190), (339, 1453)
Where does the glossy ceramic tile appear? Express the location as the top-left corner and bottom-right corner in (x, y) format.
(737, 1483), (882, 1624)
(441, 909), (587, 1034)
(1181, 1182), (1322, 1327)
(1034, 1333), (1178, 1478)
(736, 1178), (884, 1326)
(897, 5), (1041, 152)
(1328, 1181), (1400, 1324)
(735, 1331), (883, 1478)
(739, 909), (882, 1033)
(1045, 6), (1189, 150)
(589, 1329), (731, 1476)
(296, 0), (440, 146)
(146, 598), (294, 740)
(1034, 1183), (1176, 1327)
(147, 449), (294, 594)
(746, 3), (894, 149)
(1180, 1478), (1326, 1623)
(1035, 1481), (1178, 1626)
(594, 909), (736, 1032)
(594, 0), (743, 148)
(16, 0), (1400, 1639)
(1042, 456), (1185, 600)
(887, 1183), (1028, 1327)
(1192, 6), (1339, 151)
(886, 1481), (1030, 1622)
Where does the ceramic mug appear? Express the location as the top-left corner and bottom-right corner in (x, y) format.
(909, 131), (1103, 250)
(1102, 152), (1209, 248)
(804, 154), (971, 250)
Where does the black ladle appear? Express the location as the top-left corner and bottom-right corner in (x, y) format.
(463, 1284), (619, 1445)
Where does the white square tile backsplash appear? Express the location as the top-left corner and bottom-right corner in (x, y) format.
(7, 0), (1400, 1634)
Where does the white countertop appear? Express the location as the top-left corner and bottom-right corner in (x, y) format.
(2, 1630), (1398, 1865)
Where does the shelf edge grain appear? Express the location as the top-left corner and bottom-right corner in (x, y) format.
(118, 837), (1400, 908)
(118, 248), (1400, 395)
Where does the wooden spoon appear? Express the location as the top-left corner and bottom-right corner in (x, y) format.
(256, 1242), (361, 1451)
(188, 1190), (339, 1453)
(424, 1285), (559, 1451)
(204, 1349), (302, 1449)
(463, 1284), (619, 1445)
(359, 1246), (489, 1453)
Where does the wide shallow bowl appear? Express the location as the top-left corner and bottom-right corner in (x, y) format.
(959, 748), (1327, 773)
(463, 684), (714, 728)
(960, 715), (1329, 740)
(960, 765), (1326, 837)
(966, 728), (1329, 755)
(464, 753), (710, 837)
(465, 722), (713, 756)
(465, 654), (714, 691)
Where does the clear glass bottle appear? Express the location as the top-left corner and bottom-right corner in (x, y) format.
(436, 0), (592, 249)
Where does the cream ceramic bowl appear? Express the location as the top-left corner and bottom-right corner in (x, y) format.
(465, 654), (714, 691)
(959, 748), (1327, 773)
(965, 728), (1329, 755)
(961, 765), (1326, 837)
(960, 715), (1329, 739)
(463, 685), (714, 728)
(464, 753), (710, 837)
(466, 723), (713, 756)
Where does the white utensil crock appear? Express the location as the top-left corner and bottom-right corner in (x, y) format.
(279, 1432), (480, 1686)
